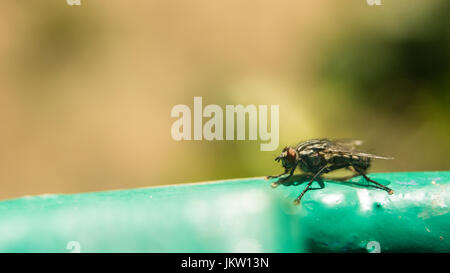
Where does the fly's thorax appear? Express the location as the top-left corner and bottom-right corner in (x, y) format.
(299, 152), (328, 173)
(297, 158), (311, 173)
(298, 149), (313, 157)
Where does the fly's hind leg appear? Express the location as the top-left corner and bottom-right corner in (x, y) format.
(353, 166), (394, 195)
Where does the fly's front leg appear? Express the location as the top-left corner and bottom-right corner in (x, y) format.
(271, 168), (295, 188)
(266, 168), (293, 188)
(265, 169), (289, 180)
(279, 168), (295, 182)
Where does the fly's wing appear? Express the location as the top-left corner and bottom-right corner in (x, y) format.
(349, 152), (394, 160)
(332, 139), (364, 150)
(296, 139), (364, 153)
(327, 139), (394, 160)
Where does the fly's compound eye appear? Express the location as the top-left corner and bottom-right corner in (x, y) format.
(286, 147), (297, 162)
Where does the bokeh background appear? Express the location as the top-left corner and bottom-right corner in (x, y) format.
(0, 0), (449, 200)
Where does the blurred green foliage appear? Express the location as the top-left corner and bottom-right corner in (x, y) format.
(320, 1), (450, 115)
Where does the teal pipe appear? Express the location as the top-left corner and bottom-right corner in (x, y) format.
(0, 172), (448, 252)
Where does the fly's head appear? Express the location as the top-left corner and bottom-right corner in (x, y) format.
(275, 146), (298, 169)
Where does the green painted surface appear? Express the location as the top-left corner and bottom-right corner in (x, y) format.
(0, 172), (448, 253)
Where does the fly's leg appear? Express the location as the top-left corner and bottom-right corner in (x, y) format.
(265, 169), (289, 180)
(267, 168), (294, 188)
(279, 168), (295, 182)
(265, 169), (289, 188)
(354, 166), (394, 195)
(362, 172), (394, 195)
(293, 165), (329, 205)
(293, 163), (349, 205)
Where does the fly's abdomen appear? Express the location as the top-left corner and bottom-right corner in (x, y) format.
(327, 153), (371, 170)
(352, 156), (371, 170)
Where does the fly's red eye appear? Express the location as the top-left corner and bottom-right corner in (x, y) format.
(287, 148), (296, 160)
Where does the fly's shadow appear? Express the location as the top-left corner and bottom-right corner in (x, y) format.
(271, 173), (391, 192)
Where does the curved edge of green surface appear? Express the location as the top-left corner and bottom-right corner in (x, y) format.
(0, 171), (449, 253)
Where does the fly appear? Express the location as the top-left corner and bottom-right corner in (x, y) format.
(266, 138), (394, 205)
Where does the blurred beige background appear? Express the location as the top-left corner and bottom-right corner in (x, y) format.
(0, 0), (449, 200)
